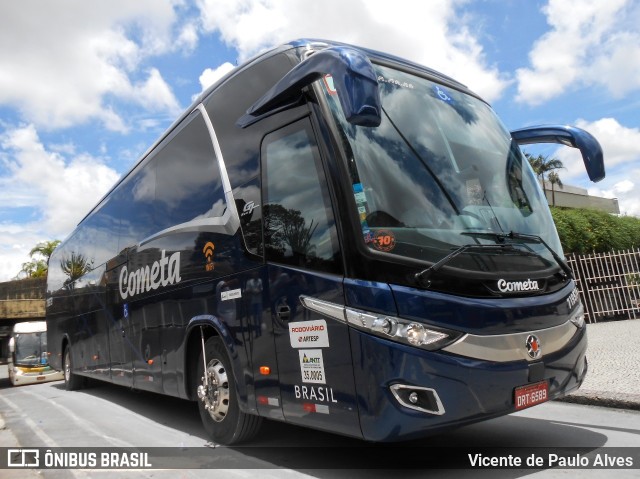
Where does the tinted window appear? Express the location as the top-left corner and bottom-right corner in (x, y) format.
(155, 112), (226, 230)
(262, 120), (341, 274)
(51, 231), (95, 289)
(83, 198), (120, 266)
(114, 161), (157, 251)
(205, 51), (295, 187)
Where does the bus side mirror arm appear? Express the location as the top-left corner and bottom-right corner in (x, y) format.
(510, 125), (605, 183)
(237, 46), (382, 128)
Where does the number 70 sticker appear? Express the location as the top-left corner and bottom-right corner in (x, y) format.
(372, 229), (396, 252)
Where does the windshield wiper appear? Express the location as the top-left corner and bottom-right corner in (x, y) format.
(415, 243), (517, 288)
(415, 231), (572, 289)
(461, 230), (573, 280)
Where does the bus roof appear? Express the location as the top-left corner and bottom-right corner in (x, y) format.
(13, 321), (47, 334)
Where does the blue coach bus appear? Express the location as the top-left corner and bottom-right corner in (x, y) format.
(46, 39), (604, 444)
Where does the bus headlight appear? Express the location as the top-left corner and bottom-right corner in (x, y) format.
(344, 308), (461, 351)
(300, 295), (462, 352)
(405, 323), (448, 347)
(406, 323), (427, 345)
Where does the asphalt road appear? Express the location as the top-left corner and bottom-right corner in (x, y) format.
(1, 368), (639, 479)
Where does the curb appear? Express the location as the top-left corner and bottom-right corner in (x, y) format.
(555, 389), (640, 412)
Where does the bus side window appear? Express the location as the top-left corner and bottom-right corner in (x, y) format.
(155, 112), (226, 231)
(261, 119), (342, 275)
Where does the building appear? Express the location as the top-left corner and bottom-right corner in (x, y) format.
(541, 181), (620, 214)
(0, 278), (46, 363)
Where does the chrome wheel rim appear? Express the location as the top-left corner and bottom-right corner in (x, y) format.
(198, 359), (230, 422)
(64, 350), (71, 382)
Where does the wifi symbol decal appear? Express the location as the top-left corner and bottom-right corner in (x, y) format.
(203, 241), (215, 272)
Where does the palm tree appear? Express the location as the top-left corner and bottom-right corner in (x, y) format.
(15, 240), (62, 279)
(525, 153), (564, 203)
(547, 171), (563, 206)
(18, 259), (48, 278)
(60, 252), (93, 287)
(29, 240), (61, 265)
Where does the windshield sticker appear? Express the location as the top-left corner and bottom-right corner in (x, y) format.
(377, 75), (415, 89)
(353, 183), (367, 205)
(358, 205), (367, 223)
(353, 183), (373, 242)
(299, 349), (326, 384)
(372, 229), (396, 252)
(433, 85), (454, 104)
(323, 74), (337, 95)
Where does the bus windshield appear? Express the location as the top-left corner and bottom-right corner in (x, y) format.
(322, 64), (562, 276)
(14, 332), (48, 367)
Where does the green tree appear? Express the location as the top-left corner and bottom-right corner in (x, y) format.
(18, 259), (48, 278)
(550, 206), (640, 253)
(29, 240), (61, 264)
(547, 171), (563, 206)
(60, 252), (93, 287)
(16, 239), (61, 279)
(525, 153), (564, 202)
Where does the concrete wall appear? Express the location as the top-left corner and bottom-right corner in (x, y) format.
(0, 278), (46, 320)
(0, 278), (46, 363)
(542, 182), (620, 214)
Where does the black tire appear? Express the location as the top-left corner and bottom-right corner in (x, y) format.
(63, 345), (84, 391)
(196, 337), (262, 445)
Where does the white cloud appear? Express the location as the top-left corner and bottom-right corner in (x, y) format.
(549, 118), (640, 217)
(613, 180), (634, 194)
(576, 118), (640, 169)
(130, 68), (181, 114)
(0, 124), (120, 281)
(177, 22), (199, 52)
(193, 62), (236, 100)
(0, 1), (184, 132)
(516, 0), (639, 105)
(0, 227), (44, 282)
(195, 0), (510, 102)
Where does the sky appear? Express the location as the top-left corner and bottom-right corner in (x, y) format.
(1, 0), (639, 281)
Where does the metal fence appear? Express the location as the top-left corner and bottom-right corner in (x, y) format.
(566, 248), (640, 323)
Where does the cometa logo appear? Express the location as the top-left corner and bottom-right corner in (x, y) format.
(119, 250), (182, 300)
(497, 278), (540, 293)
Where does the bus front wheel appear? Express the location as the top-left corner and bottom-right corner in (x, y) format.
(196, 337), (262, 444)
(63, 346), (84, 391)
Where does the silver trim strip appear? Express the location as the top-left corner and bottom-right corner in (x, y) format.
(299, 296), (346, 323)
(442, 320), (578, 362)
(197, 103), (241, 233)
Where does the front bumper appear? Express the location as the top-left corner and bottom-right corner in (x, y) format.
(350, 324), (587, 442)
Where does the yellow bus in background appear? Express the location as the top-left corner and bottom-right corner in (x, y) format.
(8, 321), (63, 386)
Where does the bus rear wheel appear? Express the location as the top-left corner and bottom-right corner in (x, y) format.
(196, 337), (262, 445)
(63, 346), (84, 391)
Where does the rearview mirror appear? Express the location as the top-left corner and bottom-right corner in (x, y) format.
(238, 46), (382, 128)
(510, 125), (605, 182)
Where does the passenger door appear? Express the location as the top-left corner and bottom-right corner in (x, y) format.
(262, 119), (361, 438)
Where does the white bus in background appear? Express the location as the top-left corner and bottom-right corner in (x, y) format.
(8, 321), (63, 386)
